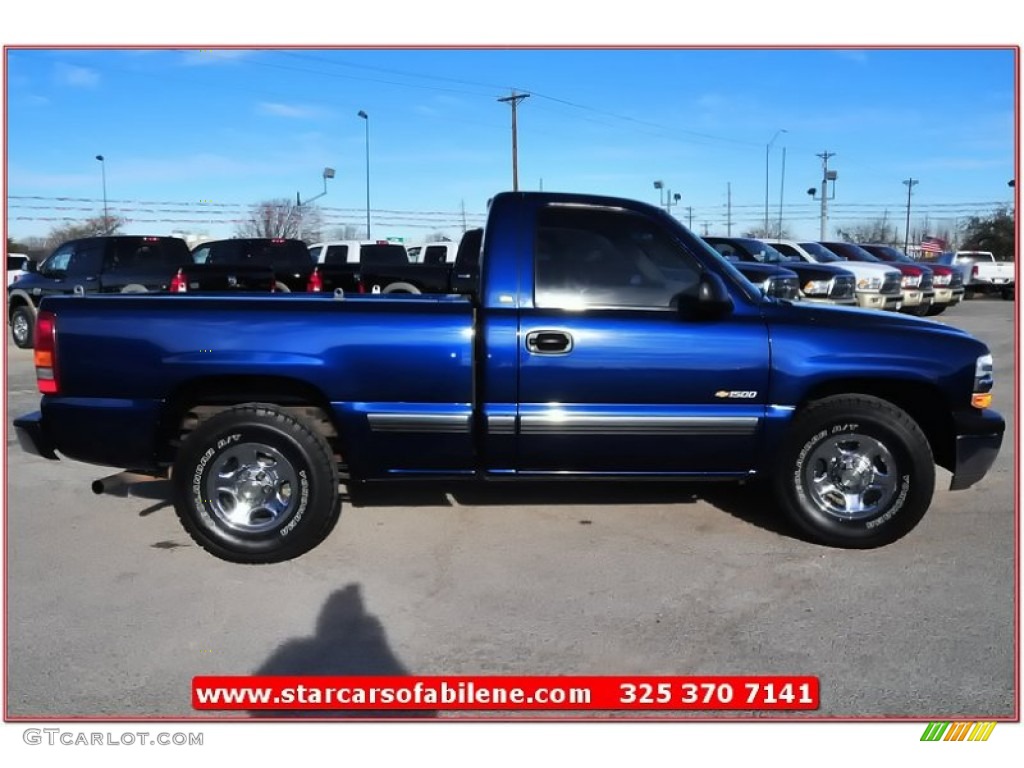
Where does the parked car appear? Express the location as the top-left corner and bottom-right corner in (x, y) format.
(306, 239), (449, 295)
(7, 253), (30, 286)
(191, 238), (312, 293)
(950, 250), (1014, 300)
(7, 235), (273, 349)
(767, 239), (903, 311)
(820, 241), (935, 316)
(859, 244), (964, 316)
(14, 190), (1004, 563)
(703, 236), (856, 306)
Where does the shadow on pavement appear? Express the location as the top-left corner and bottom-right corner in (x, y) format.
(251, 583), (435, 719)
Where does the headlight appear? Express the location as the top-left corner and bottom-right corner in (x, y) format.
(857, 276), (882, 290)
(802, 279), (831, 296)
(902, 275), (922, 288)
(933, 274), (951, 286)
(972, 353), (994, 408)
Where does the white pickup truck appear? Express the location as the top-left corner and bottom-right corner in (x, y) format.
(955, 251), (1015, 300)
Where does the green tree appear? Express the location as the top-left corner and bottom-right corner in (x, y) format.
(960, 208), (1015, 261)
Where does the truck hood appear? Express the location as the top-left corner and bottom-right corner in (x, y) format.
(765, 299), (973, 340)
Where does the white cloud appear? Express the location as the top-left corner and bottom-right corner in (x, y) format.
(54, 63), (99, 88)
(257, 102), (320, 119)
(180, 49), (252, 66)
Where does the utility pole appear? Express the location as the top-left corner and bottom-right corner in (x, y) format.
(461, 200), (467, 233)
(686, 206), (694, 229)
(777, 147), (787, 238)
(726, 182), (733, 236)
(903, 178), (918, 253)
(817, 151), (836, 240)
(498, 90), (530, 191)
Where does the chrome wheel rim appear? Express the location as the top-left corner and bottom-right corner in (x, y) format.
(12, 314), (29, 344)
(204, 442), (298, 534)
(803, 433), (899, 521)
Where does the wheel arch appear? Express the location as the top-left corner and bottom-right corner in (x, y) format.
(796, 378), (955, 473)
(7, 289), (37, 319)
(158, 375), (346, 468)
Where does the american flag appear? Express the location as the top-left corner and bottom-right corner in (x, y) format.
(920, 236), (946, 254)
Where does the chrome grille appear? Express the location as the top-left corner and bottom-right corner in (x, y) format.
(919, 271), (934, 290)
(950, 270), (964, 288)
(881, 274), (902, 295)
(829, 275), (856, 300)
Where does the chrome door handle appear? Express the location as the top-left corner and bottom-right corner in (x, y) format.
(525, 330), (573, 355)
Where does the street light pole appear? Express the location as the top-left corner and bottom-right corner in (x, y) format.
(296, 167), (335, 240)
(903, 178), (918, 253)
(357, 111), (371, 239)
(95, 154), (108, 234)
(765, 129), (786, 235)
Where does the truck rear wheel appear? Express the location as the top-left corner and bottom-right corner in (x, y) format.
(774, 395), (934, 548)
(171, 404), (341, 564)
(11, 305), (35, 349)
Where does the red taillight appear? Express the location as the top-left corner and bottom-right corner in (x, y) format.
(972, 265), (980, 277)
(34, 310), (59, 395)
(169, 268), (187, 293)
(307, 268), (323, 292)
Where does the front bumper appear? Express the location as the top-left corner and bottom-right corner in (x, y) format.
(900, 289), (925, 307)
(949, 408), (1005, 491)
(856, 291), (902, 311)
(933, 287), (964, 305)
(14, 411), (59, 460)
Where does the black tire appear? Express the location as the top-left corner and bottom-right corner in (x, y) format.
(774, 395), (934, 548)
(902, 303), (931, 317)
(382, 282), (421, 294)
(1001, 287), (1014, 301)
(11, 305), (35, 349)
(274, 281), (292, 293)
(924, 304), (947, 316)
(172, 404), (341, 564)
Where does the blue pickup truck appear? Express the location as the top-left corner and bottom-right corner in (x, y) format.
(14, 191), (1004, 563)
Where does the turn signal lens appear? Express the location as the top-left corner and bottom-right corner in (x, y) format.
(971, 392), (993, 409)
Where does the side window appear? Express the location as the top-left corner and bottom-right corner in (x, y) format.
(40, 244), (75, 276)
(193, 246), (211, 264)
(308, 245), (323, 263)
(68, 242), (104, 276)
(406, 246), (422, 262)
(774, 243), (798, 258)
(534, 206), (700, 309)
(324, 245), (349, 265)
(424, 245), (448, 265)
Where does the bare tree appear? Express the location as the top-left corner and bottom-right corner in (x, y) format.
(835, 219), (899, 245)
(330, 224), (365, 240)
(742, 225), (793, 240)
(425, 232), (453, 243)
(43, 215), (125, 249)
(235, 198), (322, 240)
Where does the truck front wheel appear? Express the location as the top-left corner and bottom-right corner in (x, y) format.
(171, 404), (341, 564)
(774, 395), (934, 548)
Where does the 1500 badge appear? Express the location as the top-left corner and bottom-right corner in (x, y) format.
(715, 390), (758, 399)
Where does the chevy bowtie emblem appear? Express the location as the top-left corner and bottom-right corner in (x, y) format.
(227, 275), (238, 287)
(715, 390), (758, 399)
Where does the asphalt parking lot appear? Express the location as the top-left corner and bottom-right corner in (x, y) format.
(3, 298), (1017, 719)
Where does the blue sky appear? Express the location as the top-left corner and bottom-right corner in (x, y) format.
(4, 46), (1016, 244)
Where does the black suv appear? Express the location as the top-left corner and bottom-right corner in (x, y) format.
(191, 238), (312, 292)
(7, 235), (194, 348)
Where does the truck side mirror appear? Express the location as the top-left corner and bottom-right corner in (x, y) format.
(676, 272), (734, 319)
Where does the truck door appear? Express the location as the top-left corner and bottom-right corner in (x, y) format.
(516, 203), (770, 475)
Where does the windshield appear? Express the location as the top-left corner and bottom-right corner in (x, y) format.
(867, 245), (910, 263)
(738, 239), (799, 264)
(799, 242), (843, 263)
